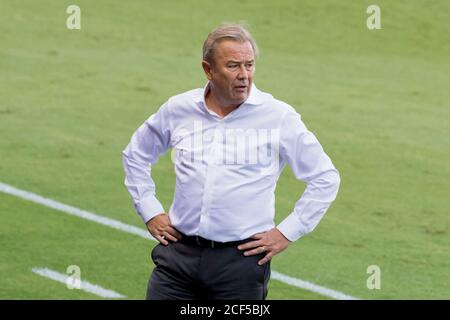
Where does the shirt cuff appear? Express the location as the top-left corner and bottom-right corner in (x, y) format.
(277, 213), (308, 242)
(136, 195), (165, 224)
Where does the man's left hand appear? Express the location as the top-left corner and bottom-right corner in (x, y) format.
(237, 228), (291, 265)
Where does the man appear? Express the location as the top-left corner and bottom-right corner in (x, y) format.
(122, 23), (340, 300)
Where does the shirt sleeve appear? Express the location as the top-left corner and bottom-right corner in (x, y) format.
(276, 110), (340, 241)
(122, 102), (171, 224)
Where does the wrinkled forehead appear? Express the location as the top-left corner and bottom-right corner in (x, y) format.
(213, 40), (255, 63)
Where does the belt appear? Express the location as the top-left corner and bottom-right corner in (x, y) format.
(179, 234), (251, 249)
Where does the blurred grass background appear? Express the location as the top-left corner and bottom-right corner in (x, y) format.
(0, 0), (449, 299)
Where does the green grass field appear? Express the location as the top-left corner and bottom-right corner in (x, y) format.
(1, 0), (449, 299)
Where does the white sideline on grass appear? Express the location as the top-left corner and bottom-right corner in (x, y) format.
(32, 267), (126, 298)
(1, 182), (359, 300)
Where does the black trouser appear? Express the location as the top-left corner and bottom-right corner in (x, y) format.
(146, 235), (271, 300)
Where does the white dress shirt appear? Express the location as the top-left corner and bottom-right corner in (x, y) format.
(122, 83), (340, 242)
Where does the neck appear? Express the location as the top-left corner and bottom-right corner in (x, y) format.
(205, 89), (241, 118)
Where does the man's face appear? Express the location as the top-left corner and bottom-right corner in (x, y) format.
(204, 40), (255, 107)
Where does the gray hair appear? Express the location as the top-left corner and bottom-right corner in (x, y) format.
(202, 23), (259, 63)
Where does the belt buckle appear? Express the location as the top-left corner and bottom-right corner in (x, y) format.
(195, 236), (215, 248)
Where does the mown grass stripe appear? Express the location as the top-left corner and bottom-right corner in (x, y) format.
(1, 182), (359, 300)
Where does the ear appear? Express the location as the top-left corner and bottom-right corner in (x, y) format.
(202, 60), (213, 81)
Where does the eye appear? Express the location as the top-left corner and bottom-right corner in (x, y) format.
(228, 64), (239, 69)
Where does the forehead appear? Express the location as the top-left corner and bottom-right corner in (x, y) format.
(214, 40), (255, 62)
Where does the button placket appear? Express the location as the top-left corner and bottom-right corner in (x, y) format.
(197, 123), (224, 237)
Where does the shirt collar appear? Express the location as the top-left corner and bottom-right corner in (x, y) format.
(195, 81), (263, 107)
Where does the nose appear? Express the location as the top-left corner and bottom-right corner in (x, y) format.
(237, 64), (248, 80)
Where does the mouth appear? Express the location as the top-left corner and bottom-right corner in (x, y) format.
(234, 85), (248, 92)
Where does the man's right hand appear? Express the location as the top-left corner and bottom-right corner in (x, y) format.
(146, 213), (183, 245)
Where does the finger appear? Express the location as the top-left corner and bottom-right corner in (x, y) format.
(161, 231), (178, 243)
(243, 246), (267, 257)
(156, 235), (169, 246)
(166, 226), (183, 240)
(250, 233), (265, 240)
(258, 252), (274, 265)
(237, 240), (262, 251)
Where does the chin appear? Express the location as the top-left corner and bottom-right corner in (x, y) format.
(235, 92), (248, 100)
